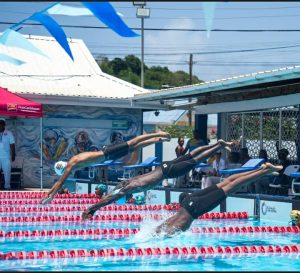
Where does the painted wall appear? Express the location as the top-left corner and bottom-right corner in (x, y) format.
(4, 105), (142, 188)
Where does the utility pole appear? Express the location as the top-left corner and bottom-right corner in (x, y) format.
(188, 53), (193, 127)
(134, 2), (150, 88)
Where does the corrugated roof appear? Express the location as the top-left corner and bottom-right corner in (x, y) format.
(133, 65), (300, 102)
(0, 34), (147, 99)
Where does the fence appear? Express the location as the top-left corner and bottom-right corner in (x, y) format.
(225, 106), (299, 163)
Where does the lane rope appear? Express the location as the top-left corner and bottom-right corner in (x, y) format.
(1, 244), (300, 260)
(0, 225), (299, 239)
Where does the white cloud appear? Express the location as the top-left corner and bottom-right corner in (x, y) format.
(145, 18), (205, 74)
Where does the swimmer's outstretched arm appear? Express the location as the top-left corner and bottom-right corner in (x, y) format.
(82, 189), (126, 220)
(40, 151), (105, 204)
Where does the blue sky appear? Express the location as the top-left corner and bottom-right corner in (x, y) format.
(1, 1), (300, 82)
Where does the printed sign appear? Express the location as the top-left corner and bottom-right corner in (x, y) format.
(112, 120), (129, 129)
(76, 182), (89, 194)
(145, 190), (165, 204)
(7, 103), (17, 112)
(260, 200), (292, 223)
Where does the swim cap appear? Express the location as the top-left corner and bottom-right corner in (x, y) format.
(54, 161), (67, 176)
(134, 195), (145, 205)
(95, 184), (108, 193)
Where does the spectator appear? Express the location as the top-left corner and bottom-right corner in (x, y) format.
(269, 148), (291, 191)
(201, 151), (226, 189)
(211, 151), (226, 176)
(184, 130), (208, 154)
(175, 136), (185, 158)
(184, 130), (208, 184)
(0, 119), (16, 190)
(253, 149), (272, 194)
(239, 147), (251, 165)
(174, 136), (188, 187)
(258, 149), (268, 162)
(226, 151), (241, 169)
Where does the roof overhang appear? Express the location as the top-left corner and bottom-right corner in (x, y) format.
(131, 66), (300, 113)
(19, 93), (171, 111)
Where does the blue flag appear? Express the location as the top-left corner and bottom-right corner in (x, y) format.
(82, 2), (139, 37)
(0, 28), (47, 57)
(0, 53), (25, 65)
(29, 12), (74, 60)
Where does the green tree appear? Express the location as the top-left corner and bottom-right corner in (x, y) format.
(97, 55), (203, 89)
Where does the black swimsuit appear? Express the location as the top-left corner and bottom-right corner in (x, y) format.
(160, 153), (197, 179)
(102, 142), (129, 160)
(179, 184), (226, 219)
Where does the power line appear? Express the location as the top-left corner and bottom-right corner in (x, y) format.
(91, 43), (300, 56)
(2, 10), (300, 20)
(1, 21), (300, 32)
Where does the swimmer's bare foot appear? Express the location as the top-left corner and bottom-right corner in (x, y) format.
(218, 139), (235, 148)
(40, 196), (53, 205)
(157, 131), (171, 140)
(158, 137), (171, 142)
(264, 162), (283, 172)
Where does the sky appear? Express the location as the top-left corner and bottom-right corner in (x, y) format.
(1, 1), (300, 83)
(1, 1), (300, 126)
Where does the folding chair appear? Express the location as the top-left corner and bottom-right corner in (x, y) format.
(269, 165), (300, 195)
(122, 156), (158, 179)
(290, 170), (300, 196)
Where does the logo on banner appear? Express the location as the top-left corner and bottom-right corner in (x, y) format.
(7, 103), (17, 112)
(146, 191), (157, 202)
(261, 201), (277, 215)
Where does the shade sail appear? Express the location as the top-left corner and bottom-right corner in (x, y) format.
(0, 87), (42, 117)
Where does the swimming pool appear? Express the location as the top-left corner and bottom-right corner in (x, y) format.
(1, 192), (300, 271)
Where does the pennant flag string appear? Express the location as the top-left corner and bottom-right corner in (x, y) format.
(0, 29), (48, 58)
(0, 53), (26, 65)
(0, 1), (138, 64)
(10, 2), (59, 32)
(29, 12), (74, 60)
(82, 2), (139, 37)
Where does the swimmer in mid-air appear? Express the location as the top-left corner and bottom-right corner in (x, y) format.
(82, 139), (237, 220)
(40, 131), (171, 205)
(154, 162), (283, 236)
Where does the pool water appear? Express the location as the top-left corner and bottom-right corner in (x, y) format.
(1, 198), (300, 271)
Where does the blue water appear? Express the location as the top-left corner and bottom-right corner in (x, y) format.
(1, 215), (300, 271)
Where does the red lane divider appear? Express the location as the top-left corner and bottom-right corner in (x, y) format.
(1, 244), (300, 260)
(0, 228), (140, 238)
(0, 199), (99, 205)
(191, 225), (300, 233)
(0, 213), (163, 223)
(0, 212), (248, 223)
(0, 193), (97, 199)
(0, 204), (180, 213)
(1, 225), (299, 239)
(198, 211), (248, 220)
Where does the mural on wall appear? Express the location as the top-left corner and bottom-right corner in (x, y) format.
(10, 105), (142, 188)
